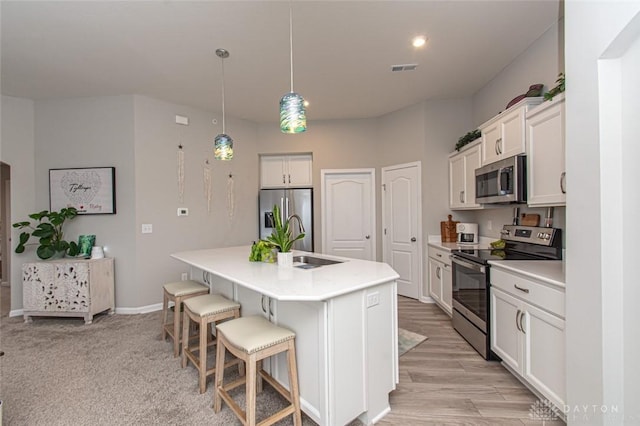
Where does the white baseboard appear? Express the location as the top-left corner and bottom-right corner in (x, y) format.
(115, 303), (163, 315)
(9, 309), (23, 318)
(1, 281), (9, 287)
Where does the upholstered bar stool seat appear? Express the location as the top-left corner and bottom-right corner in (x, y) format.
(214, 315), (302, 426)
(162, 280), (209, 357)
(181, 293), (241, 393)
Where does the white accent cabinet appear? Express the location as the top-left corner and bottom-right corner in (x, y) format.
(22, 257), (115, 324)
(479, 97), (543, 166)
(427, 245), (452, 315)
(449, 139), (482, 210)
(490, 265), (565, 411)
(260, 154), (313, 188)
(526, 94), (566, 206)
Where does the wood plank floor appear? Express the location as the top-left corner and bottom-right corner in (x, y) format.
(378, 296), (565, 425)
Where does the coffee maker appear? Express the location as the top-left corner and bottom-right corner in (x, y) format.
(456, 223), (478, 245)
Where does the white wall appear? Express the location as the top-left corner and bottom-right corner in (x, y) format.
(1, 96), (36, 313)
(565, 1), (640, 423)
(473, 18), (565, 127)
(133, 95), (259, 308)
(34, 96), (137, 309)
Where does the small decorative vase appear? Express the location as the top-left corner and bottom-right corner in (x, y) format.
(277, 251), (293, 267)
(78, 235), (96, 257)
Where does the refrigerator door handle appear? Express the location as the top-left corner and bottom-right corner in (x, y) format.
(280, 197), (285, 223)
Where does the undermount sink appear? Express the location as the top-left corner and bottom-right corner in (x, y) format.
(293, 255), (343, 268)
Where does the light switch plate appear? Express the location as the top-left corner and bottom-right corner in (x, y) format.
(141, 224), (153, 234)
(177, 208), (188, 216)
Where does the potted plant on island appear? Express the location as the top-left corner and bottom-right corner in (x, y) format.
(13, 207), (80, 260)
(263, 204), (305, 267)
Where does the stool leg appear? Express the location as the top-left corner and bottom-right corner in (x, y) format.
(181, 309), (190, 368)
(172, 296), (182, 357)
(287, 340), (302, 426)
(198, 317), (208, 393)
(213, 335), (226, 413)
(162, 291), (169, 340)
(256, 359), (263, 394)
(246, 353), (258, 426)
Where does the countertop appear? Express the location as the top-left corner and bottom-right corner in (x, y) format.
(171, 245), (399, 302)
(427, 235), (494, 251)
(488, 260), (565, 288)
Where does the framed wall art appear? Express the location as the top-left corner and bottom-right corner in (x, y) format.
(49, 167), (116, 215)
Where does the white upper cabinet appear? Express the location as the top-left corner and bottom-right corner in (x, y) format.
(449, 140), (482, 210)
(479, 97), (543, 166)
(526, 94), (566, 206)
(260, 154), (313, 188)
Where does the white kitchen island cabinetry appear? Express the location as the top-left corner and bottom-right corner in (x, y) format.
(175, 246), (399, 426)
(427, 245), (452, 315)
(526, 93), (566, 206)
(489, 261), (565, 411)
(479, 97), (543, 166)
(449, 140), (482, 210)
(260, 154), (312, 188)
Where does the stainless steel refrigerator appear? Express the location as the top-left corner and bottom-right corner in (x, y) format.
(259, 188), (313, 252)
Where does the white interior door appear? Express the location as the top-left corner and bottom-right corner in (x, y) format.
(321, 169), (375, 260)
(382, 162), (422, 299)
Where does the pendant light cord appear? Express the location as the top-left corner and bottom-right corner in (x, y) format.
(289, 2), (294, 93)
(221, 57), (226, 134)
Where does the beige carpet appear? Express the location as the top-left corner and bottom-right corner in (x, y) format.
(0, 310), (342, 425)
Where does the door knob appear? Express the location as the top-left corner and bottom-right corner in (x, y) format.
(365, 235), (370, 239)
(411, 237), (417, 242)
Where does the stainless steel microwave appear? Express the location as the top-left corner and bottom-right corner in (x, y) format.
(475, 155), (527, 204)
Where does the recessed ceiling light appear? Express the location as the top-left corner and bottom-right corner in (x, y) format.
(412, 36), (427, 48)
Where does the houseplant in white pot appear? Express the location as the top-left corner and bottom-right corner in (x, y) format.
(264, 204), (305, 267)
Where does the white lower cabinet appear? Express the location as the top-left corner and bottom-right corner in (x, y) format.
(490, 267), (565, 411)
(427, 246), (452, 315)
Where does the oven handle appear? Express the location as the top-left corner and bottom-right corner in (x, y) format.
(451, 256), (485, 274)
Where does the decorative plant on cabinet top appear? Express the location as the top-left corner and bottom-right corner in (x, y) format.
(13, 207), (80, 259)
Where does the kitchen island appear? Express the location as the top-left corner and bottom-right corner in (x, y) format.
(171, 246), (400, 426)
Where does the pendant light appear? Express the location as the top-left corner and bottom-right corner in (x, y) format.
(214, 48), (233, 160)
(279, 3), (307, 133)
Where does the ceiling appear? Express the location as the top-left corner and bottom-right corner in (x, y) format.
(1, 1), (561, 124)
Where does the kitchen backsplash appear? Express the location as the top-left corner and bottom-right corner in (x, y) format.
(448, 206), (566, 246)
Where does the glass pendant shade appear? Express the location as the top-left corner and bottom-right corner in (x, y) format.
(279, 92), (307, 134)
(214, 133), (233, 160)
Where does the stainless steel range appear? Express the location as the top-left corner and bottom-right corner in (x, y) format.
(450, 225), (562, 360)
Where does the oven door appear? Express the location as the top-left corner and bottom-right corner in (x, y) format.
(451, 256), (488, 332)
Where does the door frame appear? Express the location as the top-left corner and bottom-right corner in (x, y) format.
(320, 168), (376, 258)
(381, 161), (423, 299)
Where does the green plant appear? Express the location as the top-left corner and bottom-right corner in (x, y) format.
(263, 204), (305, 253)
(455, 129), (481, 151)
(13, 207), (80, 259)
(544, 73), (565, 101)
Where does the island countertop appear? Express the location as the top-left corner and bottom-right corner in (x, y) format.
(171, 245), (399, 302)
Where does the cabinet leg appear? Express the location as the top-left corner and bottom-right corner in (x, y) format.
(84, 314), (93, 325)
(24, 315), (33, 324)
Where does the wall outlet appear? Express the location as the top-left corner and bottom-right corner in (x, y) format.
(181, 272), (188, 281)
(177, 207), (188, 216)
(366, 292), (380, 308)
(175, 115), (189, 125)
(141, 224), (153, 234)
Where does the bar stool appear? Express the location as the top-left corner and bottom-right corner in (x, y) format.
(162, 280), (209, 357)
(213, 315), (302, 426)
(181, 293), (241, 393)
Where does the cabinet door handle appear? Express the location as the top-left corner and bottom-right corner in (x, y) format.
(436, 253), (442, 258)
(282, 174), (286, 184)
(288, 174), (291, 184)
(514, 284), (530, 294)
(515, 309), (522, 332)
(520, 311), (526, 334)
(560, 172), (566, 194)
(269, 298), (274, 317)
(436, 266), (441, 279)
(460, 190), (464, 203)
(495, 138), (502, 155)
(261, 295), (267, 314)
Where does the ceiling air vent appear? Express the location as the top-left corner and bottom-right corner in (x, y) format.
(391, 64), (418, 72)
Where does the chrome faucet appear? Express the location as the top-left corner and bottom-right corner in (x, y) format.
(287, 214), (306, 233)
